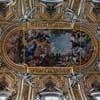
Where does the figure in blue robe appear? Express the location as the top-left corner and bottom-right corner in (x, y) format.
(25, 41), (37, 62)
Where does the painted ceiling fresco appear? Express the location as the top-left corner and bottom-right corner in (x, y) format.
(6, 29), (94, 67)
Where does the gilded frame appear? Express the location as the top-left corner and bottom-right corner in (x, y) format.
(1, 22), (99, 74)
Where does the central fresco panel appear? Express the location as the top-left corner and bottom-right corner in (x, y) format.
(6, 29), (94, 67)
